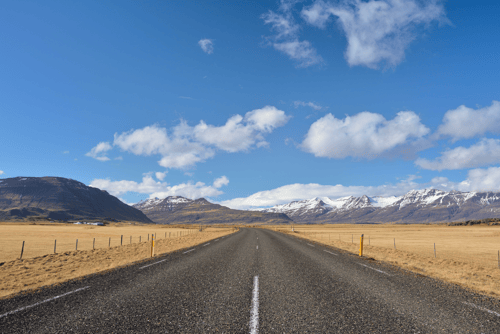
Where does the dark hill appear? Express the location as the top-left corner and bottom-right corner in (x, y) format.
(133, 196), (292, 225)
(0, 176), (153, 223)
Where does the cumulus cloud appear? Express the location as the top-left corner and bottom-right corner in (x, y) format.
(90, 106), (290, 169)
(301, 0), (447, 68)
(85, 142), (112, 161)
(301, 111), (429, 159)
(416, 138), (500, 171)
(0, 170), (4, 175)
(198, 39), (214, 54)
(155, 171), (167, 181)
(90, 174), (229, 199)
(219, 168), (500, 210)
(262, 1), (323, 68)
(437, 101), (500, 141)
(219, 174), (422, 209)
(293, 100), (323, 110)
(213, 176), (229, 188)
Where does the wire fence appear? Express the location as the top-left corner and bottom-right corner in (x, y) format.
(288, 227), (500, 271)
(2, 228), (198, 262)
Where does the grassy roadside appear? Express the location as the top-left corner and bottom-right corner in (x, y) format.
(265, 224), (500, 300)
(0, 227), (237, 299)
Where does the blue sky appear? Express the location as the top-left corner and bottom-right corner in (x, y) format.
(1, 0), (500, 209)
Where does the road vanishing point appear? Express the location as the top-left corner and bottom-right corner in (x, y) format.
(1, 228), (500, 333)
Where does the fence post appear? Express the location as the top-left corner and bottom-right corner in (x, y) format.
(109, 237), (111, 248)
(20, 241), (25, 260)
(434, 243), (436, 258)
(394, 238), (396, 250)
(148, 234), (149, 241)
(151, 235), (155, 257)
(165, 232), (166, 238)
(140, 236), (141, 243)
(93, 238), (95, 250)
(498, 250), (499, 269)
(352, 234), (353, 244)
(54, 240), (57, 254)
(121, 235), (123, 246)
(359, 234), (364, 257)
(369, 236), (370, 245)
(76, 239), (78, 251)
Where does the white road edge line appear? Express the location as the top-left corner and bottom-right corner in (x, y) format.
(307, 243), (315, 247)
(215, 239), (219, 241)
(358, 263), (391, 276)
(463, 302), (500, 317)
(256, 246), (258, 249)
(139, 259), (167, 269)
(183, 249), (195, 254)
(203, 243), (210, 246)
(323, 250), (338, 256)
(0, 286), (90, 319)
(250, 275), (259, 334)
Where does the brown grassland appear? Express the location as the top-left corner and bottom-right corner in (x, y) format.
(267, 224), (500, 299)
(0, 221), (236, 299)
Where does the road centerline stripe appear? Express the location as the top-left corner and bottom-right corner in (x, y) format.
(0, 286), (90, 319)
(463, 302), (500, 317)
(307, 243), (315, 247)
(323, 250), (338, 256)
(358, 263), (391, 276)
(250, 275), (259, 334)
(183, 249), (195, 254)
(203, 243), (210, 246)
(256, 245), (258, 249)
(139, 259), (167, 269)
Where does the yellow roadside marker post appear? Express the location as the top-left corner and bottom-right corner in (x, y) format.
(359, 234), (364, 257)
(151, 235), (155, 257)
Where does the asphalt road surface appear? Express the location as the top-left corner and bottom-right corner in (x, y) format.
(1, 228), (500, 333)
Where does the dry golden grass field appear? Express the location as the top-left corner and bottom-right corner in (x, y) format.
(0, 222), (236, 298)
(268, 224), (500, 299)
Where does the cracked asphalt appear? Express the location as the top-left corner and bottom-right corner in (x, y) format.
(1, 228), (500, 333)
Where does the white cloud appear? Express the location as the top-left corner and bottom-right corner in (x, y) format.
(262, 2), (323, 67)
(301, 0), (447, 68)
(416, 138), (500, 171)
(437, 101), (500, 141)
(301, 111), (429, 159)
(457, 167), (500, 192)
(219, 174), (421, 209)
(155, 171), (167, 181)
(91, 106), (289, 169)
(85, 142), (112, 161)
(0, 170), (4, 175)
(63, 151), (69, 154)
(179, 96), (194, 100)
(114, 156), (123, 160)
(293, 100), (323, 110)
(198, 39), (214, 54)
(90, 174), (229, 199)
(213, 176), (229, 188)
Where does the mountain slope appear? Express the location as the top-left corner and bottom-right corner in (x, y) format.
(0, 177), (153, 223)
(133, 196), (292, 225)
(254, 189), (500, 224)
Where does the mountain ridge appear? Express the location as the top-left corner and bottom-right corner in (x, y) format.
(253, 188), (500, 224)
(133, 196), (292, 225)
(0, 176), (153, 223)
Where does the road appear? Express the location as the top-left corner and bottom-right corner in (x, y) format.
(1, 228), (500, 333)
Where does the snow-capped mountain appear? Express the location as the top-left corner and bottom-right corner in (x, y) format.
(133, 196), (195, 213)
(254, 189), (500, 224)
(133, 196), (292, 225)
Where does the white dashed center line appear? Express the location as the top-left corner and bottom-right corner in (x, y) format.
(0, 286), (90, 319)
(323, 250), (338, 256)
(203, 243), (210, 246)
(307, 243), (315, 247)
(183, 249), (195, 254)
(256, 246), (258, 249)
(215, 239), (219, 241)
(358, 263), (391, 276)
(463, 302), (500, 317)
(139, 259), (167, 269)
(250, 275), (259, 334)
